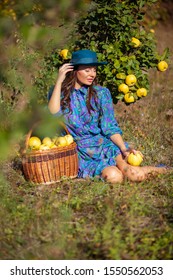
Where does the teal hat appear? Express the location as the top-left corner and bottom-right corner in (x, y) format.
(70, 49), (107, 66)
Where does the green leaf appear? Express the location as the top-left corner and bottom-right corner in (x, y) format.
(160, 48), (170, 61)
(116, 94), (124, 100)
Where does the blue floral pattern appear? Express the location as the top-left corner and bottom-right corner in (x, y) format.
(48, 85), (128, 178)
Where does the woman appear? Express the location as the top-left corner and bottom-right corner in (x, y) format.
(48, 49), (167, 183)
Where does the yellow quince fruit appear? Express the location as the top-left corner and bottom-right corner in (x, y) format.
(124, 93), (135, 103)
(125, 74), (137, 86)
(127, 152), (143, 166)
(136, 88), (147, 97)
(60, 49), (68, 59)
(157, 61), (168, 72)
(39, 144), (50, 151)
(131, 37), (141, 48)
(28, 136), (41, 150)
(42, 137), (53, 148)
(64, 134), (74, 145)
(118, 83), (129, 94)
(55, 136), (67, 147)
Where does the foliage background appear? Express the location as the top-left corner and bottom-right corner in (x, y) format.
(34, 0), (170, 104)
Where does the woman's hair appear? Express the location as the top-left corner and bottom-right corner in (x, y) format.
(61, 68), (98, 114)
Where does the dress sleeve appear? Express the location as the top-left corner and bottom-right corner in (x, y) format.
(47, 86), (63, 117)
(98, 87), (122, 138)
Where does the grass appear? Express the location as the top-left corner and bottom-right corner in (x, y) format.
(0, 162), (173, 260)
(0, 69), (173, 260)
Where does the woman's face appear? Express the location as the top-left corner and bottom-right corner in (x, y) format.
(75, 65), (97, 88)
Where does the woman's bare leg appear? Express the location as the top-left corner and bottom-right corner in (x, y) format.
(116, 154), (168, 182)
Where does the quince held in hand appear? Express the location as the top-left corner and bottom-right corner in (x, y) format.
(127, 152), (143, 166)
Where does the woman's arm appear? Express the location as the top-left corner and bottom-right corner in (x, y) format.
(48, 80), (62, 114)
(111, 133), (143, 159)
(110, 133), (127, 154)
(48, 63), (74, 114)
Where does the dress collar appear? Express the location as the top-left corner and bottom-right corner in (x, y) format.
(74, 85), (89, 95)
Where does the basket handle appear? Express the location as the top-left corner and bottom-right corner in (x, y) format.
(22, 121), (70, 154)
(59, 121), (69, 135)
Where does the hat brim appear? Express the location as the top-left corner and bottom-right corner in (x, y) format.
(71, 62), (108, 66)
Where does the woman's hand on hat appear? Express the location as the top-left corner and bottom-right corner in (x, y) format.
(57, 63), (74, 84)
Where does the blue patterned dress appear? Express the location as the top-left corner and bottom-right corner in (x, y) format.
(48, 85), (128, 178)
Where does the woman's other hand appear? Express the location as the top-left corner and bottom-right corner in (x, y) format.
(122, 148), (144, 160)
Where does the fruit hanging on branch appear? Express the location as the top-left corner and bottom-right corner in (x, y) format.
(37, 0), (170, 106)
(136, 88), (148, 97)
(118, 83), (129, 94)
(157, 61), (168, 72)
(59, 49), (69, 60)
(124, 93), (135, 104)
(131, 37), (141, 48)
(125, 75), (137, 87)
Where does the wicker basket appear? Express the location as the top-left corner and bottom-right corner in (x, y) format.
(21, 125), (78, 185)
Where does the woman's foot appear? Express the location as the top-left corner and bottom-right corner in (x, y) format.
(116, 154), (169, 182)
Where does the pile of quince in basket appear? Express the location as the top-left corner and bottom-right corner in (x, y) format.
(28, 134), (74, 151)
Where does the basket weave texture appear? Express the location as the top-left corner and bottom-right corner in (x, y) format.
(21, 126), (79, 185)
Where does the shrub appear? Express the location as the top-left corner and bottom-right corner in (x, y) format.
(37, 0), (169, 104)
